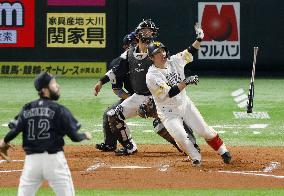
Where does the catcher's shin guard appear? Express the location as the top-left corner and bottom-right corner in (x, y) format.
(106, 104), (135, 149)
(102, 109), (118, 147)
(107, 105), (125, 133)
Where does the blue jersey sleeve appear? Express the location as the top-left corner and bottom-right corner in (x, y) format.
(60, 106), (86, 142)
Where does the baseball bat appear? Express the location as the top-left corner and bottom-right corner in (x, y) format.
(247, 47), (259, 113)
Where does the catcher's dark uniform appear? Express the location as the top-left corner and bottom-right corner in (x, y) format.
(96, 56), (134, 151)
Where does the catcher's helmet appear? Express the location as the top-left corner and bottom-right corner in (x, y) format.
(135, 19), (159, 34)
(135, 19), (158, 44)
(147, 41), (169, 58)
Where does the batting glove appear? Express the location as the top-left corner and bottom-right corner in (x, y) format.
(183, 75), (199, 85)
(195, 23), (204, 41)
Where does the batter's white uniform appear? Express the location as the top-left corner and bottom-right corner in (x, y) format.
(146, 50), (228, 161)
(18, 152), (74, 196)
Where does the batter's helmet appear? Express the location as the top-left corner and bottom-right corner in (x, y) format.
(147, 41), (169, 58)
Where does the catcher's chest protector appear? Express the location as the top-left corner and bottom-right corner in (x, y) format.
(128, 46), (152, 95)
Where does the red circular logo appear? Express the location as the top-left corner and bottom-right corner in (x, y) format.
(205, 15), (232, 41)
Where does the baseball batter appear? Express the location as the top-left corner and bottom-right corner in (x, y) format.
(0, 72), (92, 195)
(146, 24), (232, 165)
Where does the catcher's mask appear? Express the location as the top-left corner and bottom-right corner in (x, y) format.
(147, 41), (169, 58)
(135, 19), (159, 44)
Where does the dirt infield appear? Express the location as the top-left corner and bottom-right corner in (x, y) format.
(0, 145), (284, 189)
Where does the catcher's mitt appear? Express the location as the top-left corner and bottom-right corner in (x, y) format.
(0, 139), (12, 162)
(138, 97), (158, 118)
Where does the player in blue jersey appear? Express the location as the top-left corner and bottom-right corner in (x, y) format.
(0, 72), (92, 196)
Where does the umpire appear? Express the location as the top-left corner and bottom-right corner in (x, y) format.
(0, 72), (92, 196)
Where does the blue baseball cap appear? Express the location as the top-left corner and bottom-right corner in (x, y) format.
(34, 72), (54, 91)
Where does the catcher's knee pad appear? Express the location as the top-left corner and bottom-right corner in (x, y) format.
(107, 105), (126, 132)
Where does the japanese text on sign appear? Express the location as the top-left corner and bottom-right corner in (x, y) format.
(0, 62), (106, 77)
(47, 13), (106, 48)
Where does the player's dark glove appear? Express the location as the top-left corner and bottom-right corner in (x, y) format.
(183, 75), (199, 85)
(137, 97), (158, 118)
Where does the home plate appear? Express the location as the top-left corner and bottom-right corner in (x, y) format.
(110, 166), (152, 169)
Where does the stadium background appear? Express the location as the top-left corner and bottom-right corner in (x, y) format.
(0, 0), (283, 77)
(1, 0), (284, 195)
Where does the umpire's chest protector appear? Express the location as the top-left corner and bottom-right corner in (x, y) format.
(127, 46), (153, 95)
